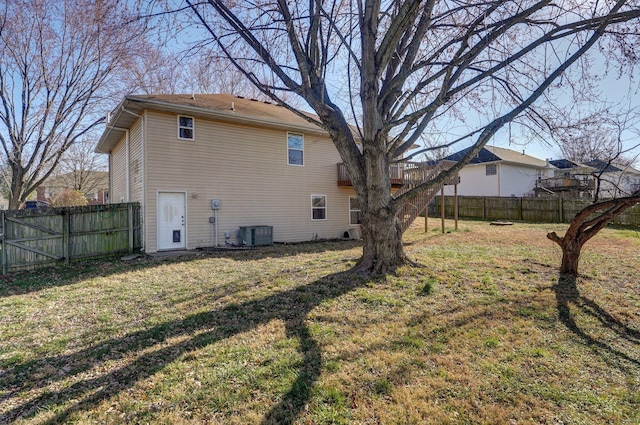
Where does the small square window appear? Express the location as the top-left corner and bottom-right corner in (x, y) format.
(486, 164), (497, 176)
(288, 133), (304, 166)
(349, 196), (361, 225)
(178, 116), (194, 140)
(311, 195), (326, 220)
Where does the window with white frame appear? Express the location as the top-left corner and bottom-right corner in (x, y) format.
(311, 195), (326, 220)
(288, 133), (304, 166)
(486, 163), (497, 176)
(178, 115), (194, 140)
(349, 196), (361, 225)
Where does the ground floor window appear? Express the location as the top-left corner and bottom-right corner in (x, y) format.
(349, 196), (361, 225)
(311, 195), (326, 220)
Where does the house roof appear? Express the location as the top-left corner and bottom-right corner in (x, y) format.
(96, 94), (328, 154)
(548, 159), (579, 169)
(444, 146), (548, 168)
(582, 159), (622, 173)
(549, 158), (640, 175)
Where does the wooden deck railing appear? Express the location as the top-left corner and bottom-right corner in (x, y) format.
(535, 176), (595, 190)
(337, 161), (449, 187)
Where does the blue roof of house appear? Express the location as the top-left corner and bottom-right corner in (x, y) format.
(583, 159), (622, 173)
(548, 159), (578, 169)
(444, 147), (501, 164)
(549, 158), (623, 172)
(443, 146), (547, 167)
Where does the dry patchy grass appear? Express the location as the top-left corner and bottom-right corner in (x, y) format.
(0, 220), (639, 424)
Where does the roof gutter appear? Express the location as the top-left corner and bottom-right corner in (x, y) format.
(129, 97), (328, 136)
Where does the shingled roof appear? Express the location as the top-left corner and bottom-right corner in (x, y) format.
(444, 145), (548, 168)
(96, 94), (327, 154)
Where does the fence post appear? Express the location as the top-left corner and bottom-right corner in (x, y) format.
(482, 197), (486, 219)
(62, 210), (70, 262)
(128, 203), (134, 254)
(559, 198), (564, 223)
(519, 197), (523, 221)
(441, 187), (445, 233)
(2, 211), (6, 275)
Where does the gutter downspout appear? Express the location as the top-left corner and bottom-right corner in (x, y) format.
(497, 163), (501, 197)
(121, 106), (145, 252)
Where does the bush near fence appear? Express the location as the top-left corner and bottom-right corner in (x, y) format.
(1, 202), (141, 273)
(427, 196), (640, 227)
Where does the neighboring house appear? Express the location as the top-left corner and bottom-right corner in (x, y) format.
(442, 146), (553, 197)
(35, 171), (109, 205)
(539, 159), (640, 199)
(95, 94), (361, 253)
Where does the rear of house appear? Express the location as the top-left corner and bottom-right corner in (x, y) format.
(443, 146), (553, 197)
(96, 94), (358, 253)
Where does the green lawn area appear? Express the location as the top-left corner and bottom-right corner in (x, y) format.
(1, 219), (639, 424)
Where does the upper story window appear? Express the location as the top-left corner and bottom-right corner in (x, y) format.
(486, 163), (497, 176)
(178, 115), (194, 140)
(288, 133), (304, 166)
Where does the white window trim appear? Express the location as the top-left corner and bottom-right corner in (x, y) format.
(349, 196), (361, 226)
(287, 132), (304, 166)
(178, 115), (195, 140)
(486, 163), (497, 176)
(311, 194), (327, 221)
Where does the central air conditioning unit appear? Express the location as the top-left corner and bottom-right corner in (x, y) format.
(239, 225), (273, 246)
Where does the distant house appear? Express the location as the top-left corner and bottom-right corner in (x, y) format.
(539, 159), (640, 199)
(95, 94), (366, 253)
(442, 146), (553, 197)
(35, 171), (109, 205)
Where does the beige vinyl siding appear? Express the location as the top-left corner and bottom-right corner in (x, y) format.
(143, 110), (354, 251)
(107, 118), (144, 204)
(129, 119), (144, 203)
(110, 136), (127, 202)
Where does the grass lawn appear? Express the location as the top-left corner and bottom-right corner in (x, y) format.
(1, 219), (639, 424)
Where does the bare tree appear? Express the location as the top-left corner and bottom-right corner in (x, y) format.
(539, 109), (640, 275)
(50, 189), (89, 208)
(124, 49), (188, 95)
(54, 139), (108, 197)
(542, 108), (640, 200)
(0, 0), (146, 209)
(179, 0), (640, 274)
(547, 191), (640, 275)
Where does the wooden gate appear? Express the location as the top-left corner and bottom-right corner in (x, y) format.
(1, 203), (141, 273)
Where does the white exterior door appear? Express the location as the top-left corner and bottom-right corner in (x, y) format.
(157, 192), (186, 250)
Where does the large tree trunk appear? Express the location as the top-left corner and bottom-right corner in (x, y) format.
(552, 237), (583, 275)
(350, 135), (409, 274)
(355, 206), (405, 274)
(8, 165), (25, 210)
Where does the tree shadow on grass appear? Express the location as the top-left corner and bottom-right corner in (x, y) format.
(0, 271), (367, 424)
(0, 239), (362, 298)
(554, 274), (640, 368)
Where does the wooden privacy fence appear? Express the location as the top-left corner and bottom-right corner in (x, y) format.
(427, 196), (640, 227)
(1, 203), (141, 273)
